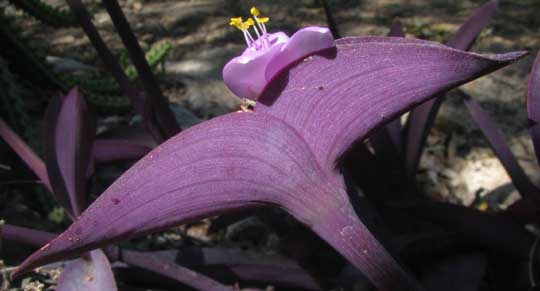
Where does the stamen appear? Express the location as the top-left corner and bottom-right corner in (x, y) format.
(242, 18), (256, 45)
(230, 7), (272, 49)
(250, 7), (269, 34)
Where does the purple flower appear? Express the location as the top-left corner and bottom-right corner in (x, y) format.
(223, 7), (335, 100)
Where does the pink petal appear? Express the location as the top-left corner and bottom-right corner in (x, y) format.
(223, 32), (288, 100)
(265, 26), (335, 81)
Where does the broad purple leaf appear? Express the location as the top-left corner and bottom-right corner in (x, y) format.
(256, 36), (525, 174)
(45, 88), (95, 216)
(93, 139), (151, 163)
(404, 0), (499, 178)
(0, 119), (51, 191)
(0, 224), (56, 248)
(56, 250), (117, 291)
(15, 113), (416, 291)
(121, 250), (232, 291)
(463, 93), (540, 204)
(528, 52), (540, 168)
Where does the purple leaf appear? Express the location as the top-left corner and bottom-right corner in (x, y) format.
(45, 88), (95, 217)
(121, 250), (232, 291)
(528, 51), (540, 168)
(56, 250), (117, 291)
(0, 119), (51, 191)
(404, 0), (499, 179)
(64, 0), (144, 113)
(93, 139), (151, 163)
(256, 36), (525, 175)
(100, 0), (180, 141)
(463, 93), (540, 204)
(64, 0), (176, 143)
(445, 0), (498, 50)
(14, 113), (417, 291)
(0, 224), (57, 248)
(319, 0), (340, 38)
(169, 247), (321, 289)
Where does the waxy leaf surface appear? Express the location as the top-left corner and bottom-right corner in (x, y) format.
(256, 36), (525, 172)
(15, 112), (342, 275)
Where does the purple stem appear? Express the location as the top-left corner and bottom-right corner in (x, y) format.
(100, 0), (180, 141)
(93, 139), (151, 163)
(0, 119), (51, 192)
(319, 0), (341, 38)
(308, 202), (423, 291)
(121, 249), (232, 291)
(1, 224), (57, 248)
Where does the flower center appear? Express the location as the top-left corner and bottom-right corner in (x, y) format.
(229, 6), (270, 50)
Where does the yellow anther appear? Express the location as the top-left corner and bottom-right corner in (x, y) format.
(250, 6), (260, 17)
(244, 18), (255, 28)
(257, 17), (269, 24)
(229, 17), (244, 30)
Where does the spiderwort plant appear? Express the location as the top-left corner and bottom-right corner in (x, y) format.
(8, 4), (527, 290)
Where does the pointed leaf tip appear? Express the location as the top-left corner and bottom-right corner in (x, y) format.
(45, 88), (95, 216)
(256, 36), (526, 172)
(405, 0), (501, 178)
(13, 112), (336, 277)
